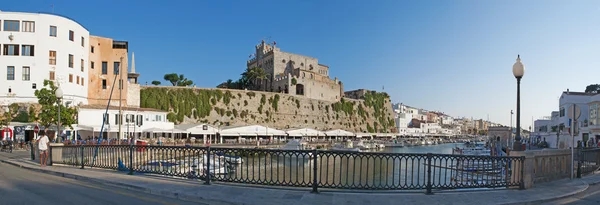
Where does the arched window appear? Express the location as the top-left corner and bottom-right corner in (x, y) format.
(310, 74), (313, 79)
(302, 72), (306, 78)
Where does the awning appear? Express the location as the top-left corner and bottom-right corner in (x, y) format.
(285, 128), (325, 137)
(219, 125), (286, 137)
(324, 129), (355, 137)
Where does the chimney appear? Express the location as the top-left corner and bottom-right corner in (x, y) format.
(131, 52), (136, 73)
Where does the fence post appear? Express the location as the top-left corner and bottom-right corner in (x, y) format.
(48, 145), (53, 166)
(128, 144), (134, 175)
(80, 145), (84, 169)
(204, 146), (211, 185)
(577, 148), (582, 178)
(425, 153), (433, 195)
(311, 149), (319, 193)
(520, 156), (525, 190)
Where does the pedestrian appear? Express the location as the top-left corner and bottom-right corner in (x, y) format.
(37, 130), (50, 167)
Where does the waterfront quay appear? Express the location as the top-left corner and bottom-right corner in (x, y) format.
(2, 144), (600, 205)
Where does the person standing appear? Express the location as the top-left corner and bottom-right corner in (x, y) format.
(37, 130), (50, 167)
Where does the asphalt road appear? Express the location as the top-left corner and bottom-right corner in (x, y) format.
(0, 161), (206, 205)
(547, 183), (600, 205)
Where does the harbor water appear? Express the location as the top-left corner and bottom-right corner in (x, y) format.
(216, 143), (499, 189)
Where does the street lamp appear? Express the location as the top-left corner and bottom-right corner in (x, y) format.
(55, 86), (63, 143)
(512, 55), (525, 151)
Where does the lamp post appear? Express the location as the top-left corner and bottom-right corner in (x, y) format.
(55, 86), (63, 143)
(512, 55), (525, 151)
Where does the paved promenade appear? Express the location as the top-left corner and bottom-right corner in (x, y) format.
(1, 154), (600, 205)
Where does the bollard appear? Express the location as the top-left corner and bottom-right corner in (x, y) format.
(30, 142), (35, 161)
(48, 145), (53, 166)
(311, 149), (319, 193)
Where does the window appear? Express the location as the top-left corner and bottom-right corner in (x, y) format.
(21, 45), (34, 56)
(81, 37), (85, 47)
(47, 51), (57, 65)
(81, 59), (84, 72)
(3, 44), (19, 56)
(22, 67), (30, 81)
(76, 76), (80, 84)
(102, 79), (107, 89)
(4, 20), (19, 31)
(114, 62), (120, 74)
(22, 21), (35, 32)
(68, 54), (73, 68)
(560, 107), (565, 117)
(32, 83), (37, 89)
(49, 71), (55, 80)
(103, 113), (110, 125)
(7, 66), (15, 80)
(49, 26), (57, 37)
(102, 62), (108, 74)
(91, 46), (94, 53)
(69, 30), (74, 41)
(69, 74), (73, 83)
(115, 114), (121, 125)
(81, 77), (85, 86)
(91, 61), (95, 69)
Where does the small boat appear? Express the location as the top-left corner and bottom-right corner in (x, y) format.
(331, 140), (361, 152)
(279, 140), (313, 159)
(384, 140), (404, 147)
(215, 152), (243, 164)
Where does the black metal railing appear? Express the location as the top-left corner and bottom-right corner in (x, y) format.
(578, 148), (600, 177)
(50, 145), (524, 193)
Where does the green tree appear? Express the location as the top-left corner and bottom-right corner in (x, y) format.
(585, 84), (600, 93)
(164, 73), (179, 86)
(151, 80), (161, 86)
(164, 73), (194, 86)
(34, 80), (78, 129)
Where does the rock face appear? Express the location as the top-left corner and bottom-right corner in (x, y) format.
(140, 86), (396, 133)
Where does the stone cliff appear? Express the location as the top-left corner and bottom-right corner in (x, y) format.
(140, 86), (396, 133)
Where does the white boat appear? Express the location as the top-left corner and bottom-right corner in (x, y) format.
(384, 140), (404, 147)
(279, 140), (313, 159)
(353, 140), (372, 150)
(331, 140), (361, 152)
(215, 153), (243, 164)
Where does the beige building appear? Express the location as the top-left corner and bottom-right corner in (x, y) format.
(87, 36), (138, 107)
(488, 126), (512, 148)
(247, 41), (344, 102)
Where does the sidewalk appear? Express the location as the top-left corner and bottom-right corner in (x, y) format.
(2, 157), (599, 205)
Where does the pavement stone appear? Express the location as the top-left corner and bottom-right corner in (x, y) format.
(0, 157), (599, 205)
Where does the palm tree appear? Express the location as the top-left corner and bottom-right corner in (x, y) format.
(241, 67), (269, 90)
(252, 67), (270, 91)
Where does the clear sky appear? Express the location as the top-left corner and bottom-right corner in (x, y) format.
(4, 0), (600, 129)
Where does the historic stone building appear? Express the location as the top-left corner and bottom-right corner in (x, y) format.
(246, 41), (344, 102)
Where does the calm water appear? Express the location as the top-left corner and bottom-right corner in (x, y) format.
(385, 143), (458, 154)
(213, 143), (501, 189)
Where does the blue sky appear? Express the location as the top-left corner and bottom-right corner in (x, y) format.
(4, 0), (600, 129)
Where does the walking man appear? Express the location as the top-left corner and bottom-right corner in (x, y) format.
(37, 130), (50, 167)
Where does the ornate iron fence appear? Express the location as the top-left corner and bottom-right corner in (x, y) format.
(578, 148), (600, 176)
(50, 145), (524, 193)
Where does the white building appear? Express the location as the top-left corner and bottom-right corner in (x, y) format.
(76, 105), (174, 140)
(1, 11), (90, 105)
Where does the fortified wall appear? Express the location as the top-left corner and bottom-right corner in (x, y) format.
(140, 86), (396, 133)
